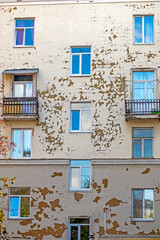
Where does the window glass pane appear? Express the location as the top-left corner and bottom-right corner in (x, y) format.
(71, 168), (79, 188)
(72, 47), (91, 53)
(10, 187), (30, 195)
(10, 197), (19, 217)
(16, 19), (34, 28)
(70, 218), (90, 224)
(133, 71), (154, 81)
(134, 83), (145, 100)
(133, 129), (152, 138)
(23, 130), (32, 157)
(25, 28), (34, 46)
(70, 160), (91, 167)
(82, 54), (91, 74)
(133, 190), (143, 218)
(133, 139), (142, 158)
(20, 197), (30, 217)
(12, 130), (21, 158)
(71, 226), (78, 240)
(26, 83), (33, 97)
(134, 17), (142, 43)
(81, 167), (90, 189)
(71, 103), (91, 110)
(16, 30), (24, 45)
(81, 110), (91, 131)
(14, 75), (33, 82)
(81, 225), (90, 240)
(147, 82), (154, 99)
(14, 84), (24, 97)
(144, 139), (153, 157)
(144, 190), (153, 219)
(144, 16), (153, 43)
(71, 110), (80, 131)
(72, 55), (79, 74)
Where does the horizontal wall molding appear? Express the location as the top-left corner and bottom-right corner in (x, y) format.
(0, 0), (159, 7)
(0, 158), (160, 165)
(100, 234), (160, 239)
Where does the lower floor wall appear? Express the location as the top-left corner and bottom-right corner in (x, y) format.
(0, 162), (160, 239)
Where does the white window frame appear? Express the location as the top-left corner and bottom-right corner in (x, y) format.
(69, 160), (91, 191)
(131, 69), (156, 100)
(68, 217), (90, 240)
(70, 47), (91, 76)
(132, 189), (154, 221)
(9, 188), (30, 219)
(70, 102), (91, 133)
(133, 15), (154, 44)
(14, 18), (34, 47)
(11, 129), (32, 159)
(132, 128), (153, 158)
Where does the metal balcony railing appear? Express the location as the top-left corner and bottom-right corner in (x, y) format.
(3, 97), (38, 116)
(125, 99), (160, 115)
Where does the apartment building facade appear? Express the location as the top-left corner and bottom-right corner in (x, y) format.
(0, 0), (160, 239)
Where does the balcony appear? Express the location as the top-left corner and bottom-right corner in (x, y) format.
(125, 99), (160, 120)
(3, 97), (38, 121)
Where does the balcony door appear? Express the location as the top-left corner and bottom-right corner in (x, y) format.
(133, 71), (154, 113)
(13, 75), (33, 114)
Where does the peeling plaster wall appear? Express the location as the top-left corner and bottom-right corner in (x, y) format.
(0, 164), (160, 239)
(1, 1), (160, 239)
(1, 2), (160, 159)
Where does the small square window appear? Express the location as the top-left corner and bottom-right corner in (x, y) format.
(70, 102), (91, 132)
(134, 16), (154, 44)
(70, 47), (91, 75)
(9, 187), (30, 219)
(15, 19), (34, 46)
(133, 128), (153, 158)
(132, 189), (154, 220)
(11, 129), (32, 159)
(69, 218), (90, 240)
(69, 160), (91, 191)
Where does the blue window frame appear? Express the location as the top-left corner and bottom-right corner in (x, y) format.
(70, 160), (91, 190)
(133, 128), (153, 158)
(15, 19), (34, 46)
(71, 47), (91, 75)
(70, 102), (91, 132)
(134, 16), (154, 44)
(132, 189), (154, 220)
(9, 187), (30, 219)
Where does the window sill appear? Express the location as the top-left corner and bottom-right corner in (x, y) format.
(132, 157), (154, 159)
(13, 46), (35, 48)
(133, 43), (154, 45)
(132, 218), (154, 222)
(70, 131), (91, 133)
(70, 74), (91, 77)
(69, 189), (91, 192)
(11, 158), (32, 160)
(8, 217), (30, 220)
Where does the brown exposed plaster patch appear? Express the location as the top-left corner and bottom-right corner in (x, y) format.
(136, 226), (140, 229)
(106, 220), (111, 224)
(130, 221), (136, 225)
(20, 219), (33, 226)
(31, 223), (37, 229)
(107, 220), (127, 235)
(31, 197), (36, 207)
(94, 218), (99, 223)
(18, 223), (67, 239)
(124, 47), (136, 63)
(111, 213), (116, 217)
(126, 168), (128, 171)
(50, 199), (61, 211)
(147, 53), (156, 60)
(51, 172), (62, 178)
(93, 196), (101, 203)
(38, 187), (53, 200)
(125, 222), (128, 226)
(13, 7), (17, 10)
(34, 201), (50, 222)
(44, 213), (49, 219)
(2, 193), (7, 197)
(102, 178), (108, 188)
(92, 181), (101, 193)
(142, 168), (150, 174)
(74, 192), (83, 202)
(138, 229), (160, 235)
(155, 186), (160, 194)
(106, 198), (125, 207)
(99, 226), (105, 236)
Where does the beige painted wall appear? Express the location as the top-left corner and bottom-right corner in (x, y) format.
(0, 1), (160, 239)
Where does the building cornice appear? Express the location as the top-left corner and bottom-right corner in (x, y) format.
(0, 0), (160, 7)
